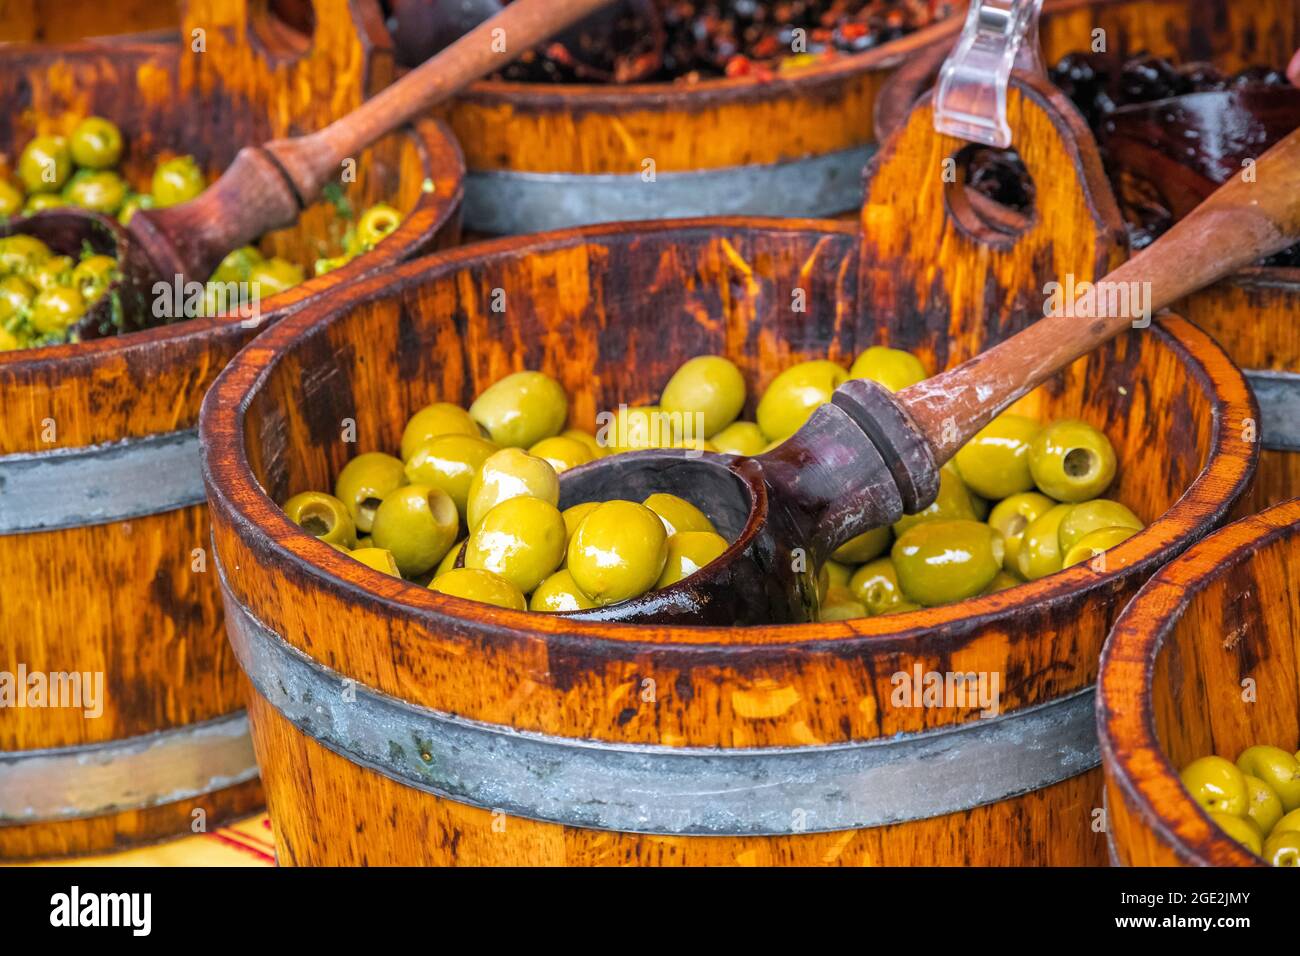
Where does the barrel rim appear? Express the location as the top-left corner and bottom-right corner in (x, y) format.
(450, 11), (964, 112)
(200, 215), (1259, 652)
(1097, 499), (1300, 867)
(0, 113), (464, 379)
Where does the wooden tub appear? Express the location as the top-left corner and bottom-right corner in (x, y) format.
(201, 77), (1257, 865)
(1098, 497), (1300, 866)
(0, 3), (464, 860)
(419, 2), (967, 233)
(876, 0), (1300, 517)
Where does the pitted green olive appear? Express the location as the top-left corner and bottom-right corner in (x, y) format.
(429, 568), (526, 610)
(567, 500), (668, 605)
(643, 492), (715, 537)
(469, 370), (568, 448)
(1028, 419), (1118, 502)
(832, 524), (891, 565)
(335, 452), (407, 534)
(893, 466), (977, 536)
(656, 530), (728, 587)
(848, 345), (926, 393)
(756, 359), (847, 442)
(466, 448), (560, 530)
(528, 435), (593, 473)
(465, 496), (567, 594)
(709, 421), (766, 456)
(1058, 499), (1144, 552)
(1015, 503), (1075, 581)
(659, 355), (746, 439)
(892, 519), (1004, 607)
(953, 413), (1040, 500)
(404, 434), (497, 519)
(401, 402), (482, 461)
(283, 491), (357, 549)
(370, 484), (459, 577)
(530, 569), (598, 612)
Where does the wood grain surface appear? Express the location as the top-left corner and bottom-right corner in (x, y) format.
(0, 2), (464, 860)
(1099, 498), (1300, 867)
(202, 206), (1255, 864)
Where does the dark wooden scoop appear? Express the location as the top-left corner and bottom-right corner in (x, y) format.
(561, 126), (1300, 626)
(3, 0), (618, 316)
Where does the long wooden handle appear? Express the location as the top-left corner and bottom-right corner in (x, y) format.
(265, 0), (615, 204)
(896, 125), (1300, 462)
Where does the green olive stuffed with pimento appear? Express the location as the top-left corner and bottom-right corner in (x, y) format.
(281, 345), (1145, 620)
(1, 115), (404, 350)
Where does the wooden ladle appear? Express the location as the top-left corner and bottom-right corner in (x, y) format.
(7, 0), (617, 325)
(559, 125), (1300, 626)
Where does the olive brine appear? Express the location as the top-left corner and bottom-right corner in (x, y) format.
(282, 346), (1146, 619)
(0, 116), (403, 349)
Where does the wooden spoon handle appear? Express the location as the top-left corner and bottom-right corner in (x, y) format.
(896, 125), (1300, 463)
(266, 0), (615, 205)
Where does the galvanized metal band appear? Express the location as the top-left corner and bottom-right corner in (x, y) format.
(462, 145), (875, 234)
(1245, 369), (1300, 452)
(0, 712), (258, 824)
(0, 428), (205, 535)
(221, 566), (1099, 836)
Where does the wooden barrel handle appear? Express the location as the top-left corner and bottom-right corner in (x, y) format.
(897, 125), (1300, 463)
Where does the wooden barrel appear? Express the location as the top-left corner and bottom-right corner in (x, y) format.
(410, 5), (966, 234)
(1098, 498), (1300, 866)
(876, 0), (1300, 517)
(0, 0), (464, 860)
(0, 0), (180, 42)
(201, 76), (1255, 865)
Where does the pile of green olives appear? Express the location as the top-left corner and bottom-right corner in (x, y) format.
(281, 346), (1144, 620)
(1, 115), (403, 349)
(1180, 743), (1300, 866)
(282, 368), (730, 611)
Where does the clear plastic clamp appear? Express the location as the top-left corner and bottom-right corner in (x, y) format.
(934, 0), (1047, 148)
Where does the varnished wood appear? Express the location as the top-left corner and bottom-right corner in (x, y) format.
(133, 0), (610, 284)
(0, 5), (464, 861)
(0, 0), (180, 43)
(201, 209), (1255, 864)
(1099, 498), (1300, 867)
(875, 0), (1300, 512)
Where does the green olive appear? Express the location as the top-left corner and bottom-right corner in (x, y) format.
(527, 435), (592, 474)
(117, 192), (153, 225)
(210, 245), (265, 285)
(404, 434), (497, 519)
(848, 558), (904, 616)
(151, 155), (206, 207)
(401, 402), (482, 461)
(1029, 419), (1118, 502)
(1180, 755), (1249, 816)
(530, 568), (598, 612)
(987, 491), (1054, 576)
(69, 116), (124, 169)
(23, 193), (65, 213)
(756, 360), (847, 442)
(0, 180), (23, 218)
(817, 559), (852, 599)
(0, 234), (52, 275)
(567, 500), (668, 605)
(71, 255), (117, 304)
(1236, 745), (1300, 811)
(1058, 499), (1144, 552)
(429, 567), (526, 610)
(1062, 526), (1139, 568)
(18, 135), (71, 193)
(1261, 829), (1300, 866)
(355, 203), (402, 249)
(642, 492), (715, 537)
(709, 420), (766, 456)
(1243, 774), (1284, 837)
(435, 538), (466, 578)
(832, 524), (891, 565)
(1208, 811), (1262, 856)
(893, 466), (977, 536)
(848, 345), (926, 393)
(349, 547), (401, 577)
(469, 370), (568, 448)
(819, 586), (868, 621)
(62, 170), (128, 215)
(314, 254), (351, 276)
(248, 257), (304, 298)
(883, 600), (923, 616)
(952, 413), (1039, 500)
(30, 286), (85, 336)
(283, 491), (358, 549)
(562, 501), (600, 544)
(892, 519), (1004, 607)
(656, 530), (728, 587)
(0, 275), (36, 323)
(561, 428), (607, 459)
(1276, 808), (1300, 835)
(0, 327), (20, 351)
(606, 405), (674, 452)
(334, 452), (407, 534)
(28, 255), (74, 291)
(465, 496), (567, 593)
(982, 571), (1021, 594)
(466, 448), (560, 530)
(1015, 503), (1075, 581)
(370, 484), (460, 577)
(659, 355), (746, 439)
